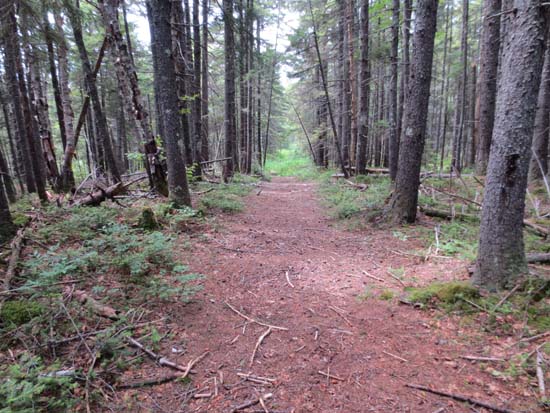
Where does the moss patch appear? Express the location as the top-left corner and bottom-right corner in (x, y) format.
(407, 281), (479, 306)
(0, 300), (44, 327)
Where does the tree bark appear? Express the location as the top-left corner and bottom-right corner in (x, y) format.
(66, 0), (121, 183)
(530, 38), (550, 180)
(223, 0), (237, 180)
(356, 0), (370, 175)
(475, 0), (501, 175)
(100, 0), (168, 196)
(201, 0), (210, 163)
(388, 0), (400, 180)
(389, 0), (438, 223)
(147, 0), (192, 207)
(474, 0), (548, 291)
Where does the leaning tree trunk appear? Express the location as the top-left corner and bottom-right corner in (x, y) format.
(66, 0), (121, 183)
(223, 0), (237, 181)
(474, 0), (548, 291)
(530, 38), (550, 180)
(147, 0), (192, 207)
(100, 0), (168, 196)
(475, 0), (501, 175)
(389, 0), (438, 223)
(356, 0), (370, 175)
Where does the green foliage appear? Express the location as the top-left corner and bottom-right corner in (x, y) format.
(265, 146), (318, 179)
(407, 281), (480, 308)
(0, 300), (44, 327)
(379, 290), (395, 301)
(0, 354), (77, 412)
(319, 175), (391, 222)
(37, 207), (118, 242)
(197, 181), (255, 214)
(138, 207), (160, 230)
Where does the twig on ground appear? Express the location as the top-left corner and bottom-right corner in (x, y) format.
(386, 270), (407, 287)
(229, 393), (273, 412)
(250, 327), (272, 367)
(459, 355), (504, 362)
(224, 301), (288, 331)
(328, 306), (353, 327)
(317, 370), (345, 381)
(406, 383), (521, 413)
(237, 373), (275, 386)
(382, 350), (408, 363)
(492, 283), (522, 313)
(117, 374), (187, 389)
(127, 336), (209, 376)
(285, 271), (294, 288)
(362, 270), (386, 283)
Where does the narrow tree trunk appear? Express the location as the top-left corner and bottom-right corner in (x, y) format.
(475, 0), (501, 175)
(201, 0), (210, 163)
(389, 0), (438, 223)
(388, 0), (400, 180)
(100, 0), (168, 195)
(356, 0), (370, 175)
(0, 176), (15, 243)
(474, 0), (548, 291)
(223, 0), (238, 180)
(66, 0), (120, 183)
(192, 0), (203, 168)
(147, 0), (192, 206)
(0, 146), (16, 203)
(530, 39), (550, 180)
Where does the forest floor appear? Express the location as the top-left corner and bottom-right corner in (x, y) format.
(119, 177), (544, 413)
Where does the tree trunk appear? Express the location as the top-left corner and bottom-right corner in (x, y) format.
(475, 0), (501, 175)
(66, 0), (121, 183)
(398, 0), (412, 145)
(474, 0), (548, 291)
(388, 0), (400, 180)
(201, 0), (210, 163)
(100, 0), (168, 196)
(0, 176), (15, 243)
(356, 0), (370, 175)
(530, 39), (550, 180)
(147, 0), (192, 207)
(451, 0), (469, 173)
(389, 0), (438, 223)
(192, 0), (202, 168)
(223, 0), (237, 180)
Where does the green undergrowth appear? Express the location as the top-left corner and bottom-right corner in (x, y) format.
(264, 147), (318, 180)
(194, 173), (259, 213)
(1, 202), (205, 411)
(405, 278), (550, 334)
(319, 174), (391, 225)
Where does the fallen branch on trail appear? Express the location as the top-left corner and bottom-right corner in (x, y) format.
(127, 336), (209, 376)
(224, 301), (288, 331)
(405, 383), (521, 413)
(344, 180), (368, 191)
(317, 370), (345, 381)
(236, 373), (276, 386)
(117, 373), (185, 389)
(250, 327), (272, 367)
(229, 393), (273, 413)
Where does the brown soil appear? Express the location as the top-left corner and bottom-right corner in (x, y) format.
(119, 177), (538, 412)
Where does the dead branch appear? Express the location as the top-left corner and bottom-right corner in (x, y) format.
(127, 336), (209, 375)
(386, 270), (407, 287)
(285, 271), (294, 288)
(527, 252), (550, 264)
(420, 183), (482, 207)
(406, 383), (520, 413)
(236, 373), (276, 386)
(70, 289), (119, 320)
(317, 370), (345, 381)
(224, 301), (288, 331)
(230, 393), (273, 413)
(459, 355), (505, 362)
(2, 225), (27, 291)
(117, 374), (184, 389)
(250, 327), (272, 367)
(328, 306), (353, 327)
(362, 271), (386, 283)
(536, 350), (546, 399)
(382, 350), (408, 362)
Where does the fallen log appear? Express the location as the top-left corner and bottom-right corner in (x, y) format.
(3, 225), (27, 291)
(419, 206), (478, 222)
(406, 383), (520, 413)
(71, 175), (147, 207)
(527, 253), (550, 264)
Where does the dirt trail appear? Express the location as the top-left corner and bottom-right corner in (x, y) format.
(132, 177), (531, 412)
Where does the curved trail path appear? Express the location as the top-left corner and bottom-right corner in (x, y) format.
(142, 178), (528, 412)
